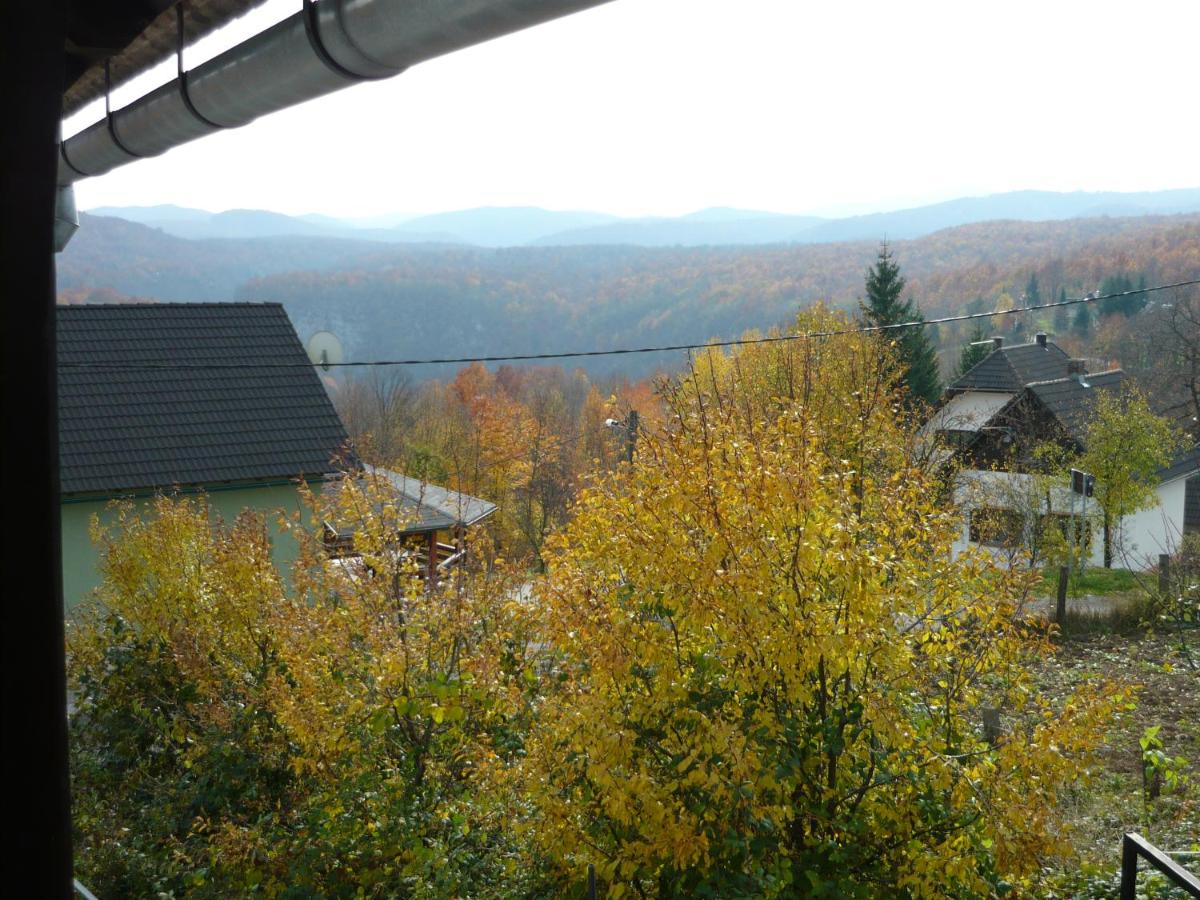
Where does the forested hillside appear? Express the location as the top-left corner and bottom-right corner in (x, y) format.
(89, 187), (1200, 246)
(58, 211), (1200, 379)
(58, 213), (429, 300)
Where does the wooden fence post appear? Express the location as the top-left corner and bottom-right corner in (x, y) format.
(1159, 553), (1171, 596)
(982, 707), (1001, 747)
(1056, 565), (1069, 625)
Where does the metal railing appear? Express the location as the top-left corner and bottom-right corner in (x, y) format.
(74, 879), (100, 900)
(1120, 832), (1200, 898)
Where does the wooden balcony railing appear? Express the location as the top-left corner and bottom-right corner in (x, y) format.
(1120, 832), (1200, 898)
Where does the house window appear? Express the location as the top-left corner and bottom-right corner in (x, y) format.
(938, 429), (976, 450)
(969, 508), (1024, 547)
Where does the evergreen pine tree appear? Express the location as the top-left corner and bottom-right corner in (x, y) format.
(862, 242), (941, 405)
(1053, 287), (1069, 334)
(1024, 272), (1041, 307)
(954, 326), (992, 381)
(1072, 302), (1091, 336)
(1098, 273), (1147, 318)
(1022, 272), (1041, 338)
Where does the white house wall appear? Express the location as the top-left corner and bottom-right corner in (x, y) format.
(951, 470), (1193, 571)
(951, 468), (1103, 566)
(923, 391), (1014, 436)
(1114, 477), (1188, 570)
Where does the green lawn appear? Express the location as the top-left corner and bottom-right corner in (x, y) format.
(1040, 565), (1144, 597)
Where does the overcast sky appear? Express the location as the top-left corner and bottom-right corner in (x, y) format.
(66, 0), (1200, 221)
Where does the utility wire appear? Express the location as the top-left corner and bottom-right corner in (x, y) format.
(60, 278), (1200, 370)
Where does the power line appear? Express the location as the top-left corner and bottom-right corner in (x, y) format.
(60, 278), (1200, 370)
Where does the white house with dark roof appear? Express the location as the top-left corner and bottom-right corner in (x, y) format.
(59, 302), (499, 606)
(935, 346), (1200, 568)
(924, 333), (1073, 441)
(58, 302), (354, 606)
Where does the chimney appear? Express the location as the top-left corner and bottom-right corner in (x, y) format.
(1035, 332), (1047, 348)
(1067, 359), (1086, 376)
(992, 336), (1004, 351)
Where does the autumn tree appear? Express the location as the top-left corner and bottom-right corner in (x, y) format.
(69, 492), (547, 897)
(1079, 387), (1185, 567)
(1144, 286), (1200, 439)
(862, 241), (941, 405)
(335, 368), (416, 463)
(522, 308), (1123, 897)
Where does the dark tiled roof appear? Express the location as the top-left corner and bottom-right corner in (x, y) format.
(949, 341), (1072, 393)
(1026, 370), (1126, 442)
(1160, 445), (1200, 485)
(58, 303), (351, 495)
(1025, 370), (1200, 484)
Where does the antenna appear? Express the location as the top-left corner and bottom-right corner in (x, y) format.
(306, 331), (344, 372)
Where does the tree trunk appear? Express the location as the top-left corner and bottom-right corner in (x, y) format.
(1104, 511), (1113, 568)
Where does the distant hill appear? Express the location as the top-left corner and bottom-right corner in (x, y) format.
(391, 206), (619, 246)
(86, 205), (458, 244)
(88, 188), (1200, 249)
(59, 209), (1200, 380)
(265, 214), (1200, 380)
(90, 203), (214, 225)
(58, 214), (421, 300)
(531, 214), (826, 247)
(534, 189), (1200, 247)
(790, 188), (1200, 245)
(85, 203), (613, 245)
(680, 207), (787, 222)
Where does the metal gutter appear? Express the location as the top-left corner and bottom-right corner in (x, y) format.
(60, 473), (345, 505)
(58, 0), (611, 186)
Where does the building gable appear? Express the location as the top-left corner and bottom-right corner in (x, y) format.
(947, 338), (1072, 395)
(58, 302), (351, 495)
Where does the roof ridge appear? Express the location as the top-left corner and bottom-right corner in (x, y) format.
(1026, 368), (1125, 388)
(1003, 340), (1066, 351)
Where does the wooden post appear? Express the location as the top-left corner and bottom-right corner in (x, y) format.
(1159, 553), (1171, 596)
(426, 531), (438, 587)
(1056, 565), (1069, 625)
(1120, 834), (1139, 900)
(982, 707), (1001, 747)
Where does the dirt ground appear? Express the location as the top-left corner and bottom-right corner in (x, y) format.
(1033, 631), (1200, 871)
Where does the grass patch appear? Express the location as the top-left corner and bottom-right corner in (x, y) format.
(1040, 565), (1143, 597)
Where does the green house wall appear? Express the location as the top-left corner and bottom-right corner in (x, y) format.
(61, 482), (315, 611)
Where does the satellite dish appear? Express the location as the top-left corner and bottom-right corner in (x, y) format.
(307, 331), (344, 372)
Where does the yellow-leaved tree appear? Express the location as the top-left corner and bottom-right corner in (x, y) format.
(521, 308), (1127, 898)
(68, 485), (547, 897)
(1078, 386), (1185, 568)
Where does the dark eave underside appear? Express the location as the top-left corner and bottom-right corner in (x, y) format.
(64, 0), (268, 117)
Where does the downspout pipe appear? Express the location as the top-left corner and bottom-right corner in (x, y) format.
(58, 0), (610, 186)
